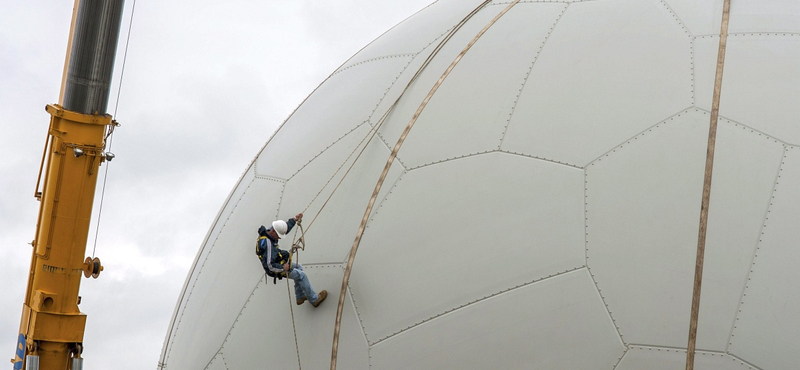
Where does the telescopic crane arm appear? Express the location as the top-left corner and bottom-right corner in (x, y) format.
(13, 1), (125, 369)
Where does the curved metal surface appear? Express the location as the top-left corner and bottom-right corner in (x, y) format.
(330, 1), (503, 368)
(161, 1), (800, 369)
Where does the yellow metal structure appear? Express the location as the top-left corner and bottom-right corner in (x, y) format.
(14, 104), (112, 369)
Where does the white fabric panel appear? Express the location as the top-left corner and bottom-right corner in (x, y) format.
(370, 269), (624, 370)
(586, 111), (708, 348)
(343, 0), (489, 66)
(502, 0), (693, 167)
(256, 57), (411, 180)
(351, 153), (585, 343)
(696, 36), (800, 143)
(396, 4), (568, 169)
(728, 147), (800, 369)
(164, 177), (284, 370)
(617, 346), (753, 370)
(221, 279), (299, 370)
(279, 124), (404, 264)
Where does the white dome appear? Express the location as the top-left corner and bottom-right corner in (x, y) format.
(160, 0), (800, 369)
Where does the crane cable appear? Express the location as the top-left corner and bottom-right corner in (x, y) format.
(685, 0), (730, 369)
(91, 0), (137, 258)
(329, 0), (519, 368)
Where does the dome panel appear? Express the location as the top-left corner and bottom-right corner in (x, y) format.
(342, 0), (489, 66)
(372, 5), (505, 154)
(352, 153), (585, 343)
(279, 124), (404, 264)
(587, 111), (707, 347)
(587, 110), (785, 351)
(616, 346), (753, 370)
(396, 4), (568, 169)
(728, 147), (800, 369)
(164, 176), (285, 369)
(205, 354), (227, 370)
(290, 265), (368, 370)
(330, 287), (371, 370)
(181, 167), (263, 287)
(699, 119), (784, 349)
(696, 36), (800, 143)
(220, 280), (299, 370)
(661, 0), (720, 36)
(217, 265), (369, 370)
(693, 35), (718, 110)
(728, 0), (800, 34)
(162, 1), (800, 369)
(256, 57), (412, 179)
(369, 269), (624, 370)
(502, 0), (693, 167)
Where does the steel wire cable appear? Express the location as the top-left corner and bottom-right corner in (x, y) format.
(91, 0), (137, 258)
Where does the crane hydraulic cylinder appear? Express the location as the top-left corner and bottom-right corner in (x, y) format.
(14, 1), (124, 369)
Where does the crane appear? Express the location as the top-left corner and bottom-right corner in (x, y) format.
(12, 1), (125, 369)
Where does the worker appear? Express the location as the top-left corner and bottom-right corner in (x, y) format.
(256, 213), (327, 307)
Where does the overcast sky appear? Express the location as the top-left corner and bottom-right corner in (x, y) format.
(0, 1), (432, 368)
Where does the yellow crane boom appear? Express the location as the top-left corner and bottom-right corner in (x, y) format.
(13, 1), (124, 369)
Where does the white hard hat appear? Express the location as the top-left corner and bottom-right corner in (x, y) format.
(271, 220), (289, 238)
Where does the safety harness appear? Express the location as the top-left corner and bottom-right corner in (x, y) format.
(256, 234), (291, 284)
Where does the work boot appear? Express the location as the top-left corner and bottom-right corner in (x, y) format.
(312, 290), (327, 308)
(296, 297), (306, 305)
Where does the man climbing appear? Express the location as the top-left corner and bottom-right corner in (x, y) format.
(256, 213), (327, 307)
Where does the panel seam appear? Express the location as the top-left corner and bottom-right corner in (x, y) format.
(368, 266), (587, 347)
(497, 3), (568, 150)
(585, 106), (695, 167)
(407, 149), (583, 171)
(726, 145), (788, 352)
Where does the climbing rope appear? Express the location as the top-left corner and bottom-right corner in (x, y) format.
(289, 221), (307, 261)
(299, 0), (479, 234)
(685, 0), (730, 369)
(285, 278), (303, 370)
(329, 1), (519, 368)
(283, 220), (308, 370)
(300, 75), (427, 233)
(277, 8), (476, 365)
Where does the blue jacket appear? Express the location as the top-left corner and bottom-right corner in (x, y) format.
(257, 218), (297, 275)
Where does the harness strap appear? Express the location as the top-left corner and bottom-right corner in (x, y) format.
(256, 236), (268, 260)
(259, 236), (291, 284)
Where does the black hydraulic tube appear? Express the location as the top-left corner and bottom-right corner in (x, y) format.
(62, 0), (125, 115)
